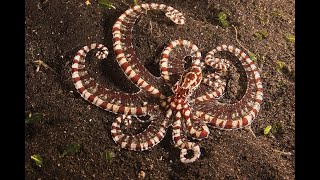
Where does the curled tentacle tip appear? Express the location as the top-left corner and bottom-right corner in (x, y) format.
(96, 49), (109, 60)
(180, 145), (201, 163)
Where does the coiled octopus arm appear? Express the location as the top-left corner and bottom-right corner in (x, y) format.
(192, 45), (263, 130)
(72, 43), (151, 116)
(112, 3), (185, 99)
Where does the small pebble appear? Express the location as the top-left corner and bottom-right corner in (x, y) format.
(138, 170), (145, 179)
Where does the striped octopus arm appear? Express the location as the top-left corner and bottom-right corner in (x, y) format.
(191, 45), (263, 130)
(112, 3), (186, 99)
(72, 43), (154, 116)
(111, 110), (169, 151)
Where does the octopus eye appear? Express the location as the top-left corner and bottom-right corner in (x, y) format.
(172, 83), (180, 93)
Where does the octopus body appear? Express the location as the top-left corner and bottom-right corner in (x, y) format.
(71, 3), (263, 163)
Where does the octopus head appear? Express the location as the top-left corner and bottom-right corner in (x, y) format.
(172, 67), (202, 98)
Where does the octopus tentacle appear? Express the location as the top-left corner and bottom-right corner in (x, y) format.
(205, 55), (231, 72)
(72, 43), (151, 115)
(184, 109), (210, 140)
(111, 114), (168, 151)
(172, 114), (201, 163)
(112, 3), (186, 99)
(193, 45), (263, 129)
(193, 73), (226, 103)
(160, 39), (202, 85)
(203, 73), (225, 88)
(191, 54), (230, 103)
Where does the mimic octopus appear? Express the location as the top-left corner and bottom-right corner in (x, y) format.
(71, 3), (263, 163)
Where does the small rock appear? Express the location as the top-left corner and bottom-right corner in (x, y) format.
(138, 170), (145, 179)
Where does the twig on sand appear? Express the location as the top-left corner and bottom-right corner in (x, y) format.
(232, 25), (252, 54)
(273, 149), (293, 156)
(33, 60), (55, 73)
(244, 125), (257, 138)
(149, 20), (153, 33)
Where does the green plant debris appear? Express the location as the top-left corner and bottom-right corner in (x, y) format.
(275, 60), (287, 72)
(217, 11), (229, 28)
(286, 34), (295, 43)
(31, 154), (43, 167)
(271, 122), (284, 135)
(264, 125), (272, 135)
(276, 60), (292, 77)
(133, 0), (138, 5)
(62, 143), (81, 156)
(254, 30), (269, 39)
(248, 52), (257, 62)
(256, 15), (268, 24)
(25, 113), (44, 124)
(271, 9), (283, 18)
(261, 53), (267, 62)
(105, 150), (116, 162)
(98, 0), (116, 9)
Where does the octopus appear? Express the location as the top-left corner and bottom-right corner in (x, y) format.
(71, 3), (263, 163)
